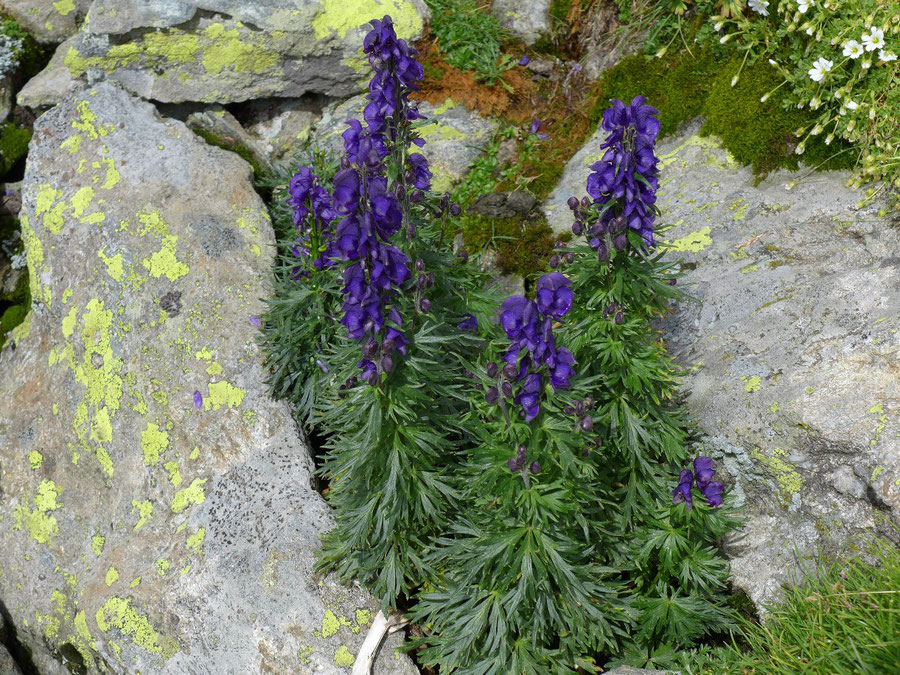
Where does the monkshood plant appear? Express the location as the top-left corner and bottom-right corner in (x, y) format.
(410, 272), (629, 672)
(560, 96), (740, 668)
(302, 17), (497, 606)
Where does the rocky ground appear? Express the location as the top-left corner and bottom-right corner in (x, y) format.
(0, 1), (896, 673)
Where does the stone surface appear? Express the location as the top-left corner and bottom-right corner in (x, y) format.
(0, 82), (417, 674)
(578, 0), (644, 80)
(185, 106), (274, 173)
(0, 0), (91, 44)
(545, 121), (899, 610)
(0, 643), (23, 675)
(313, 95), (496, 191)
(18, 0), (430, 107)
(244, 98), (322, 165)
(492, 0), (551, 45)
(468, 191), (537, 220)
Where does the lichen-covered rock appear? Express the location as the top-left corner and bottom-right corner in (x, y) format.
(0, 0), (91, 44)
(18, 0), (430, 107)
(244, 99), (322, 165)
(313, 95), (496, 191)
(544, 122), (899, 610)
(492, 0), (551, 45)
(0, 82), (416, 674)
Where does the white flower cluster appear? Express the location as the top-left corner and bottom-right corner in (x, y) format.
(749, 0), (770, 17)
(810, 27), (894, 81)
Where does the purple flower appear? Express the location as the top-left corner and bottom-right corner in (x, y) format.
(249, 316), (261, 328)
(672, 469), (694, 509)
(693, 456), (717, 490)
(458, 313), (478, 331)
(519, 54), (530, 66)
(535, 272), (573, 319)
(358, 359), (377, 382)
(193, 390), (202, 408)
(515, 373), (544, 422)
(332, 168), (361, 216)
(702, 481), (725, 508)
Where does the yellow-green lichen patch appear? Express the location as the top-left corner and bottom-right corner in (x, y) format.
(751, 447), (803, 506)
(53, 0), (75, 14)
(871, 465), (884, 482)
(163, 460), (182, 487)
(417, 121), (466, 142)
(105, 566), (119, 586)
(141, 234), (189, 281)
(201, 24), (280, 76)
(72, 100), (115, 140)
(658, 134), (738, 170)
(186, 527), (205, 554)
(742, 375), (762, 393)
(170, 478), (207, 514)
(20, 214), (50, 306)
(156, 559), (170, 576)
(312, 0), (424, 41)
(298, 644), (314, 664)
(95, 597), (179, 659)
(130, 577), (141, 588)
(13, 480), (65, 544)
(662, 227), (712, 253)
(868, 402), (887, 447)
(28, 450), (43, 469)
(355, 609), (372, 627)
(204, 381), (246, 411)
(91, 534), (105, 556)
(740, 263), (759, 274)
(205, 361), (222, 376)
(334, 645), (355, 668)
(131, 499), (153, 531)
(141, 422), (169, 466)
(101, 158), (121, 190)
(97, 248), (125, 282)
(321, 610), (343, 639)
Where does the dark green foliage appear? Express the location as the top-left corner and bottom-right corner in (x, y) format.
(591, 39), (854, 179)
(458, 214), (558, 280)
(0, 122), (31, 180)
(424, 0), (515, 84)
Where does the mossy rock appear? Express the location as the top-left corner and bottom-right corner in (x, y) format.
(0, 302), (26, 348)
(459, 214), (557, 279)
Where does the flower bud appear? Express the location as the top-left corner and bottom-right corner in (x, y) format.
(580, 416), (594, 432)
(363, 340), (379, 359)
(567, 196), (579, 210)
(459, 250), (469, 263)
(380, 355), (394, 373)
(340, 157), (351, 169)
(449, 203), (461, 217)
(825, 134), (834, 145)
(760, 94), (769, 103)
(549, 255), (560, 269)
(655, 46), (667, 58)
(416, 259), (425, 271)
(564, 252), (575, 264)
(485, 386), (499, 404)
(502, 363), (518, 380)
(425, 272), (435, 289)
(614, 310), (624, 325)
(346, 376), (358, 388)
(367, 370), (380, 387)
(584, 396), (594, 409)
(731, 75), (739, 87)
(486, 362), (499, 378)
(597, 243), (609, 262)
(613, 233), (627, 251)
(668, 278), (677, 285)
(575, 400), (585, 417)
(419, 297), (431, 312)
(410, 189), (424, 203)
(581, 196), (590, 207)
(572, 221), (583, 235)
(564, 404), (575, 415)
(502, 381), (514, 398)
(529, 461), (540, 474)
(382, 337), (396, 354)
(507, 457), (519, 472)
(517, 444), (526, 459)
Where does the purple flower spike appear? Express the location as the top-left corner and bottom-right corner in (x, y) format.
(693, 456), (717, 490)
(535, 272), (573, 319)
(519, 54), (530, 66)
(193, 390), (202, 409)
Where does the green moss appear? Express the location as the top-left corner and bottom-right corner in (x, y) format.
(0, 122), (32, 180)
(590, 38), (854, 180)
(459, 215), (557, 281)
(192, 127), (264, 178)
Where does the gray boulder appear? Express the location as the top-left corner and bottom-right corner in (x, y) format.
(0, 81), (416, 674)
(0, 0), (91, 44)
(492, 0), (551, 45)
(545, 121), (899, 610)
(19, 0), (430, 107)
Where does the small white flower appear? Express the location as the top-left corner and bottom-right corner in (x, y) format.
(846, 100), (858, 110)
(805, 27), (814, 35)
(879, 50), (897, 62)
(861, 27), (885, 52)
(842, 40), (863, 59)
(748, 0), (769, 16)
(798, 0), (813, 13)
(768, 58), (778, 66)
(714, 21), (724, 31)
(808, 57), (833, 81)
